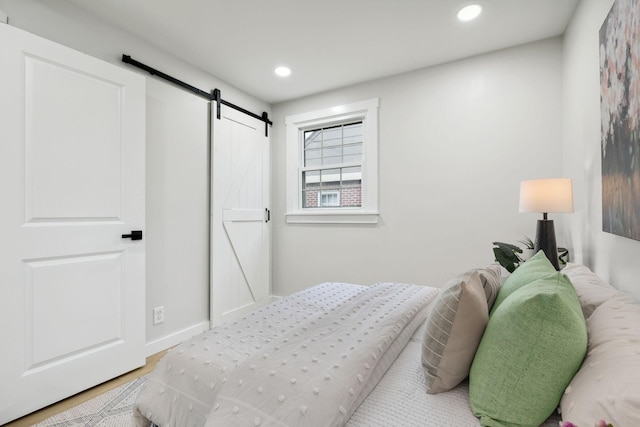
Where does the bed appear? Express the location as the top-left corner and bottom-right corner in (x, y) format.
(133, 254), (640, 427)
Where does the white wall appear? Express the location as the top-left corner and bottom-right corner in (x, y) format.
(0, 0), (270, 352)
(271, 38), (565, 296)
(8, 0), (635, 348)
(563, 0), (640, 303)
(144, 80), (209, 348)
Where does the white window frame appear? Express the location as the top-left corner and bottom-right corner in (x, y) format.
(285, 98), (379, 224)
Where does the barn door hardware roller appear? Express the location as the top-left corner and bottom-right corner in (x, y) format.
(211, 89), (272, 137)
(121, 55), (272, 137)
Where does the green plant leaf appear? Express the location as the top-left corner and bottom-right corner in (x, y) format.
(492, 242), (524, 273)
(492, 242), (523, 253)
(518, 236), (534, 249)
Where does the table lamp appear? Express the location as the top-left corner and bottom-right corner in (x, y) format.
(519, 178), (573, 270)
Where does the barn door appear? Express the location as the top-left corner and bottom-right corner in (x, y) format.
(210, 104), (270, 326)
(0, 24), (145, 424)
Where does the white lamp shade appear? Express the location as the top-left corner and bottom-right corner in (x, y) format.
(519, 178), (574, 213)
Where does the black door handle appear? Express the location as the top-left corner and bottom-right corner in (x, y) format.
(122, 230), (143, 240)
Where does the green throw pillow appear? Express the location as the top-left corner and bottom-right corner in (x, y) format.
(490, 250), (556, 314)
(469, 273), (587, 427)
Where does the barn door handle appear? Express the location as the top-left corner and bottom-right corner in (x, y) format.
(122, 230), (143, 240)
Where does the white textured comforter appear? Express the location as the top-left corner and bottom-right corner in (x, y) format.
(133, 282), (437, 427)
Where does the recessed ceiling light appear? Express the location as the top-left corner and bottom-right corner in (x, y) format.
(274, 66), (292, 77)
(457, 4), (483, 21)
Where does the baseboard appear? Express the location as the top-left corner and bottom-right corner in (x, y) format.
(210, 296), (281, 328)
(145, 297), (281, 356)
(145, 321), (209, 357)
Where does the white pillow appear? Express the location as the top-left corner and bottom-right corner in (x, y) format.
(560, 294), (640, 426)
(562, 263), (621, 319)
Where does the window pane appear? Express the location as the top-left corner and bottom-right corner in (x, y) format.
(343, 122), (362, 135)
(320, 168), (341, 189)
(343, 122), (362, 145)
(343, 143), (362, 156)
(343, 166), (362, 182)
(322, 146), (343, 165)
(304, 148), (322, 166)
(304, 130), (322, 149)
(322, 126), (342, 147)
(341, 185), (361, 207)
(302, 189), (318, 208)
(342, 166), (361, 207)
(303, 170), (320, 187)
(305, 158), (322, 167)
(302, 170), (320, 208)
(343, 143), (362, 163)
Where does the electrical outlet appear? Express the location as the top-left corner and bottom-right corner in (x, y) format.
(153, 306), (165, 325)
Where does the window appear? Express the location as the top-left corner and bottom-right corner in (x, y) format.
(303, 122), (362, 209)
(285, 98), (379, 224)
(319, 190), (340, 207)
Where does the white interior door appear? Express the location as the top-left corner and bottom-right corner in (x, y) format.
(211, 104), (270, 326)
(0, 24), (145, 424)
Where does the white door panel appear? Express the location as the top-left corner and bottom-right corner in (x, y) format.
(0, 24), (145, 424)
(223, 219), (265, 299)
(26, 252), (124, 367)
(211, 105), (270, 326)
(25, 55), (123, 220)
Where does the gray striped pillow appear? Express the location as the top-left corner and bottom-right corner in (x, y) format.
(421, 270), (490, 394)
(478, 263), (502, 310)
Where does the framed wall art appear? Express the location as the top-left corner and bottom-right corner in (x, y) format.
(600, 0), (640, 240)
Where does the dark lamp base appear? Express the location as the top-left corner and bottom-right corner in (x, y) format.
(534, 219), (560, 270)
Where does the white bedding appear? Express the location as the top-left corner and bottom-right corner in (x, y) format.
(134, 282), (438, 427)
(134, 281), (563, 427)
(347, 335), (563, 427)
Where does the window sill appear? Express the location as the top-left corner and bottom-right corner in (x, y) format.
(285, 210), (379, 224)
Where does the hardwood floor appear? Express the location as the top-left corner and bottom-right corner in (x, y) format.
(4, 350), (168, 427)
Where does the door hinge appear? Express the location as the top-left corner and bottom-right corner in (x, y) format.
(265, 208), (271, 223)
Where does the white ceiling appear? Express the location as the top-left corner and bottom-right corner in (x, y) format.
(64, 0), (579, 104)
